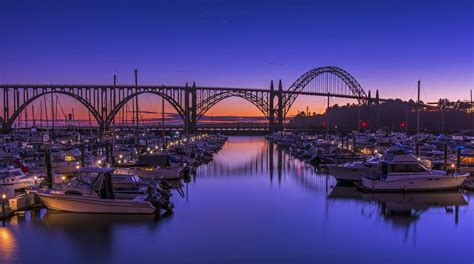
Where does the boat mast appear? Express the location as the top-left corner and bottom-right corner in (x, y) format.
(162, 96), (165, 148)
(134, 69), (140, 155)
(416, 80), (421, 136)
(471, 89), (473, 132)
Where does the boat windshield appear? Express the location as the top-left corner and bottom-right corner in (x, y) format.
(390, 163), (427, 173)
(75, 171), (101, 186)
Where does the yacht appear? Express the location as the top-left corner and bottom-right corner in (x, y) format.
(37, 168), (170, 214)
(327, 156), (380, 183)
(0, 158), (43, 190)
(360, 147), (468, 192)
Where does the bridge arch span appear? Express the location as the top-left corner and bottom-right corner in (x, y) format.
(283, 66), (367, 116)
(196, 90), (269, 120)
(105, 90), (185, 128)
(6, 91), (102, 129)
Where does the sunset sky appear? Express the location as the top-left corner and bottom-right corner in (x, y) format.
(1, 0), (472, 120)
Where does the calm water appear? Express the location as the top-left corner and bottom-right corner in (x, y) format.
(1, 137), (472, 264)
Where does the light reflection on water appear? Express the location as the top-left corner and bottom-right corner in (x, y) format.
(0, 137), (472, 264)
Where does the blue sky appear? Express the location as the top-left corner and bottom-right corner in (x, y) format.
(1, 0), (472, 116)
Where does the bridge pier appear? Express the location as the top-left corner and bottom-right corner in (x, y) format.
(277, 80), (283, 131)
(191, 82), (197, 134)
(184, 83), (191, 137)
(268, 80), (275, 133)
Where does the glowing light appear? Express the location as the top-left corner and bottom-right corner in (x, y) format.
(97, 160), (102, 164)
(33, 176), (37, 180)
(75, 165), (80, 169)
(61, 176), (66, 181)
(451, 164), (455, 168)
(119, 155), (123, 159)
(2, 194), (6, 199)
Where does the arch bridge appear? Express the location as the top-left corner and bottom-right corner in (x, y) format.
(0, 66), (382, 134)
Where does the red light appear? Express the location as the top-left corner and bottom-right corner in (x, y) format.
(400, 122), (406, 127)
(361, 121), (368, 128)
(321, 121), (326, 127)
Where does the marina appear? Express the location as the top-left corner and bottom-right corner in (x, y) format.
(0, 137), (472, 263)
(1, 0), (473, 263)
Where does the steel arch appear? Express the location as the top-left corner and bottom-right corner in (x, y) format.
(6, 90), (102, 129)
(105, 90), (185, 128)
(197, 90), (269, 120)
(283, 66), (367, 116)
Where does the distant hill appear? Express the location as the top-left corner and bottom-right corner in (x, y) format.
(287, 99), (473, 134)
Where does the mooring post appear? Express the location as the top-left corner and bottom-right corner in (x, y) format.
(81, 143), (86, 167)
(45, 144), (53, 188)
(456, 148), (461, 172)
(443, 144), (448, 171)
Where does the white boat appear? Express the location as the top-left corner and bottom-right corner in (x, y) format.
(360, 147), (468, 192)
(0, 158), (43, 190)
(327, 156), (380, 183)
(37, 168), (158, 214)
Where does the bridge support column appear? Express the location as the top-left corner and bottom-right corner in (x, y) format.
(191, 82), (197, 134)
(268, 80), (275, 134)
(2, 88), (9, 133)
(184, 83), (190, 137)
(277, 80), (283, 131)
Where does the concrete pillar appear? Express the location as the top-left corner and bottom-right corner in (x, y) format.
(269, 80), (275, 133)
(277, 80), (283, 131)
(191, 82), (197, 134)
(184, 83), (190, 137)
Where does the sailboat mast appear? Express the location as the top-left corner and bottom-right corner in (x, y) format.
(416, 80), (420, 136)
(162, 96), (165, 147)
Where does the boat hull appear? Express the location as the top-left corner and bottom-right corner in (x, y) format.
(361, 174), (468, 192)
(37, 193), (156, 214)
(327, 164), (377, 182)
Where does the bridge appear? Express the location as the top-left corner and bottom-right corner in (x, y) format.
(0, 66), (383, 134)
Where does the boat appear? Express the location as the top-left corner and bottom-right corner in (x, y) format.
(37, 167), (166, 214)
(0, 158), (43, 190)
(327, 156), (380, 183)
(359, 146), (469, 192)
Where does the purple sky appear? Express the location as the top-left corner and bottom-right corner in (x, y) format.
(1, 0), (472, 118)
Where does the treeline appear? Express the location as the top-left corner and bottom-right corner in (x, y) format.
(288, 99), (473, 134)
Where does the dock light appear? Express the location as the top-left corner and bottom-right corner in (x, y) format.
(118, 160), (121, 164)
(2, 194), (6, 199)
(374, 150), (378, 154)
(75, 165), (80, 169)
(147, 147), (150, 151)
(62, 176), (66, 181)
(155, 146), (158, 149)
(34, 176), (37, 180)
(451, 164), (455, 168)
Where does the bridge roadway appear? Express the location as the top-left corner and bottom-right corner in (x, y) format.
(0, 66), (385, 133)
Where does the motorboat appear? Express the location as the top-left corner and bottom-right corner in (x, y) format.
(359, 146), (468, 192)
(327, 156), (380, 183)
(0, 158), (43, 190)
(37, 167), (170, 214)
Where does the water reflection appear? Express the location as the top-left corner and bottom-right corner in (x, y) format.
(0, 137), (471, 263)
(327, 185), (469, 242)
(196, 137), (336, 192)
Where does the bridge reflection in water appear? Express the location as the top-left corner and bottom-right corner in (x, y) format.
(196, 136), (335, 192)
